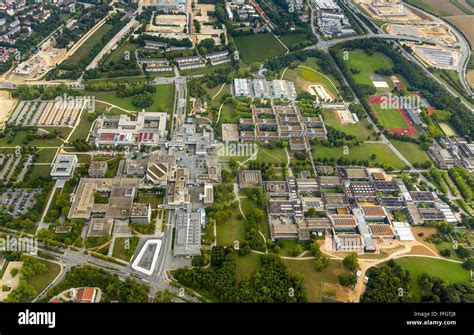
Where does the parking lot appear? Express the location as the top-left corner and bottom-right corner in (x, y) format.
(0, 188), (42, 217)
(8, 98), (90, 127)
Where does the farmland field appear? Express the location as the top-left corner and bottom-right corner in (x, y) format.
(405, 0), (460, 16)
(447, 15), (474, 46)
(233, 33), (287, 63)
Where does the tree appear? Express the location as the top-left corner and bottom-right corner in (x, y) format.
(462, 258), (474, 270)
(338, 274), (357, 287)
(342, 252), (359, 272)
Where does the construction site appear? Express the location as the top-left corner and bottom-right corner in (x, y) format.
(356, 0), (427, 22)
(386, 23), (458, 46)
(403, 42), (460, 70)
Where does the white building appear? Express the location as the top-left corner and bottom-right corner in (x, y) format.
(50, 155), (78, 179)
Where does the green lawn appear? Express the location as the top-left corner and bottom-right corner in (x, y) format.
(312, 143), (405, 169)
(218, 103), (238, 124)
(233, 33), (287, 63)
(64, 23), (113, 67)
(283, 66), (340, 99)
(390, 140), (431, 166)
(240, 197), (270, 239)
(112, 236), (139, 262)
(438, 122), (459, 137)
(40, 127), (72, 140)
(321, 109), (375, 140)
(216, 212), (246, 247)
(0, 131), (63, 147)
(104, 41), (138, 65)
(137, 193), (163, 209)
(283, 258), (349, 302)
(35, 148), (57, 164)
(433, 241), (465, 262)
(26, 259), (61, 300)
(83, 83), (175, 114)
(396, 257), (471, 297)
(235, 253), (262, 284)
(67, 110), (95, 143)
(278, 33), (308, 48)
(371, 103), (408, 129)
(180, 63), (231, 76)
(25, 165), (52, 186)
(256, 146), (288, 165)
(344, 50), (393, 87)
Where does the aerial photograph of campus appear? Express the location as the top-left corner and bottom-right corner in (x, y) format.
(0, 0), (473, 318)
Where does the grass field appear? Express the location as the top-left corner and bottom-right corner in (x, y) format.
(136, 192), (163, 209)
(344, 50), (393, 87)
(396, 257), (470, 297)
(67, 110), (95, 143)
(371, 103), (408, 129)
(405, 0), (453, 16)
(64, 23), (113, 67)
(216, 212), (246, 247)
(283, 259), (349, 302)
(103, 41), (138, 65)
(0, 131), (63, 148)
(278, 33), (308, 48)
(283, 67), (340, 99)
(180, 63), (231, 76)
(112, 236), (139, 262)
(235, 253), (261, 283)
(26, 259), (61, 301)
(312, 143), (405, 169)
(439, 122), (460, 137)
(35, 148), (57, 164)
(321, 109), (375, 140)
(390, 140), (431, 165)
(233, 33), (287, 63)
(256, 147), (288, 165)
(84, 83), (175, 113)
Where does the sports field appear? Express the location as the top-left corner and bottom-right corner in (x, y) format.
(233, 33), (287, 63)
(370, 101), (409, 129)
